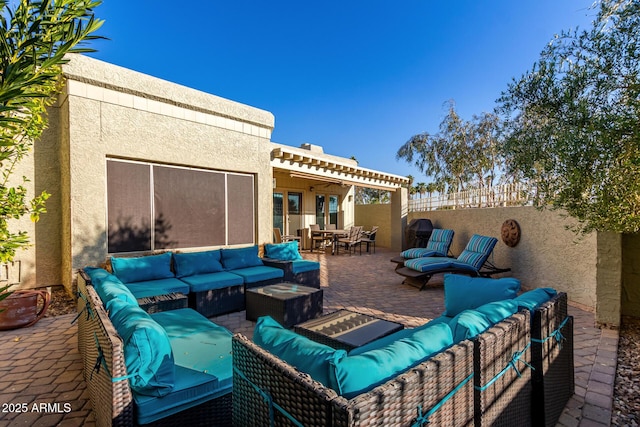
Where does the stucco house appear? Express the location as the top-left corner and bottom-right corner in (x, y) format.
(9, 54), (408, 294)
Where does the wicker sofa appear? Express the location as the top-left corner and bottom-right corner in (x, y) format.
(232, 281), (573, 427)
(76, 270), (234, 426)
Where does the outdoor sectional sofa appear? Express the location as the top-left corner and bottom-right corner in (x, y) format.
(76, 268), (234, 426)
(232, 275), (574, 427)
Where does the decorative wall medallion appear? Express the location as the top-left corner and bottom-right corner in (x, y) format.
(501, 219), (521, 247)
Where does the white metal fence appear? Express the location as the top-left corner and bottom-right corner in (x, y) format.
(408, 183), (533, 212)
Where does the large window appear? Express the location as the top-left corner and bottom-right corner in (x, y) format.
(107, 159), (255, 253)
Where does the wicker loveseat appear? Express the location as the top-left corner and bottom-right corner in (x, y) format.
(232, 277), (573, 427)
(76, 270), (234, 426)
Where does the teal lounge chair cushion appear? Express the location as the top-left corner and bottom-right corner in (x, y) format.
(514, 288), (557, 311)
(401, 248), (441, 259)
(333, 322), (453, 399)
(253, 316), (346, 388)
(443, 274), (520, 317)
(264, 241), (303, 261)
(84, 267), (137, 306)
(221, 245), (263, 270)
(453, 234), (498, 270)
(173, 250), (223, 278)
(111, 252), (174, 284)
(107, 299), (175, 397)
(178, 271), (244, 292)
(404, 256), (453, 272)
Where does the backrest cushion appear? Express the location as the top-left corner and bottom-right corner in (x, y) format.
(513, 288), (557, 311)
(253, 316), (346, 388)
(443, 274), (521, 317)
(264, 241), (303, 261)
(84, 267), (137, 306)
(332, 322), (453, 399)
(425, 229), (455, 256)
(448, 299), (520, 342)
(173, 250), (223, 278)
(455, 235), (498, 270)
(107, 299), (175, 397)
(221, 245), (263, 270)
(110, 252), (174, 284)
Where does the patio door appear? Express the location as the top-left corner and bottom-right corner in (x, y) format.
(273, 192), (302, 239)
(315, 194), (339, 229)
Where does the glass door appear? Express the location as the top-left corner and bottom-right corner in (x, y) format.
(274, 191), (302, 238)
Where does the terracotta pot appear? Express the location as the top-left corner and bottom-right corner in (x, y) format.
(0, 290), (50, 330)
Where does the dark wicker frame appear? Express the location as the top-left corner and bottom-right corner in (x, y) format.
(76, 274), (233, 426)
(261, 258), (321, 288)
(188, 284), (245, 317)
(245, 284), (323, 328)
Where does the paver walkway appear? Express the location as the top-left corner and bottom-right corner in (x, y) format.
(0, 248), (618, 426)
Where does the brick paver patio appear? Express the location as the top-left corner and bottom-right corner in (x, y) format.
(0, 248), (618, 426)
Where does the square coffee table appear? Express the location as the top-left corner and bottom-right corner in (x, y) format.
(245, 283), (323, 328)
(294, 310), (404, 351)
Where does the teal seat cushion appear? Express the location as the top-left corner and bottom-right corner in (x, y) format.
(443, 274), (521, 317)
(178, 271), (244, 292)
(514, 288), (558, 311)
(152, 309), (233, 389)
(221, 246), (263, 270)
(264, 242), (303, 261)
(253, 316), (346, 388)
(111, 252), (174, 284)
(404, 256), (453, 272)
(333, 322), (453, 399)
(290, 260), (320, 275)
(448, 299), (519, 342)
(132, 365), (228, 425)
(454, 235), (498, 270)
(84, 267), (137, 306)
(232, 266), (284, 284)
(173, 250), (223, 278)
(107, 299), (175, 397)
(401, 248), (441, 259)
(125, 278), (190, 299)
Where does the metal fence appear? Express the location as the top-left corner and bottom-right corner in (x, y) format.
(408, 183), (533, 212)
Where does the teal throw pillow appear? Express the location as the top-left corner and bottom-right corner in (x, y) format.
(448, 299), (520, 342)
(332, 322), (453, 399)
(264, 242), (303, 261)
(514, 288), (557, 311)
(173, 250), (223, 278)
(111, 252), (174, 284)
(108, 299), (175, 397)
(84, 267), (137, 306)
(253, 316), (346, 387)
(443, 274), (521, 317)
(221, 246), (263, 270)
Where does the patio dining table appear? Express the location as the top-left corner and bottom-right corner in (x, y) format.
(317, 229), (348, 254)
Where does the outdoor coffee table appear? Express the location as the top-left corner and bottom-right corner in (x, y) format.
(294, 309), (404, 351)
(245, 283), (323, 328)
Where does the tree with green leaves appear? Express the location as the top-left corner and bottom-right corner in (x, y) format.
(0, 0), (103, 263)
(497, 0), (639, 235)
(397, 101), (504, 195)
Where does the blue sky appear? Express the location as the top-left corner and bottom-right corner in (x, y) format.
(86, 1), (596, 181)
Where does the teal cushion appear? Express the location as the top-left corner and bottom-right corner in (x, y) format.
(111, 252), (174, 284)
(124, 278), (190, 299)
(84, 267), (137, 306)
(253, 316), (346, 388)
(107, 299), (175, 397)
(173, 250), (223, 278)
(443, 274), (521, 317)
(333, 322), (453, 398)
(232, 266), (284, 284)
(221, 246), (263, 270)
(290, 260), (320, 275)
(448, 299), (520, 342)
(264, 242), (303, 261)
(401, 248), (441, 259)
(514, 288), (558, 311)
(404, 257), (453, 272)
(454, 235), (498, 270)
(178, 272), (244, 292)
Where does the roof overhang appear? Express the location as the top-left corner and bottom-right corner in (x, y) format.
(271, 146), (409, 191)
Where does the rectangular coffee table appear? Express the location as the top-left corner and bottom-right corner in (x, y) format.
(245, 283), (323, 328)
(294, 310), (403, 351)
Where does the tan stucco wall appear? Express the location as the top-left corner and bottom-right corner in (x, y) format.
(15, 54), (276, 292)
(355, 204), (392, 248)
(407, 207), (599, 312)
(622, 233), (640, 317)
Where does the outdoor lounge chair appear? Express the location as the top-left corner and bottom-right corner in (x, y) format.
(395, 234), (509, 290)
(390, 228), (455, 269)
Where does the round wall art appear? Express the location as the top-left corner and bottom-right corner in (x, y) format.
(501, 219), (521, 247)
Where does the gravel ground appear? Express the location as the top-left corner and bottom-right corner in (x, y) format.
(40, 286), (640, 425)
